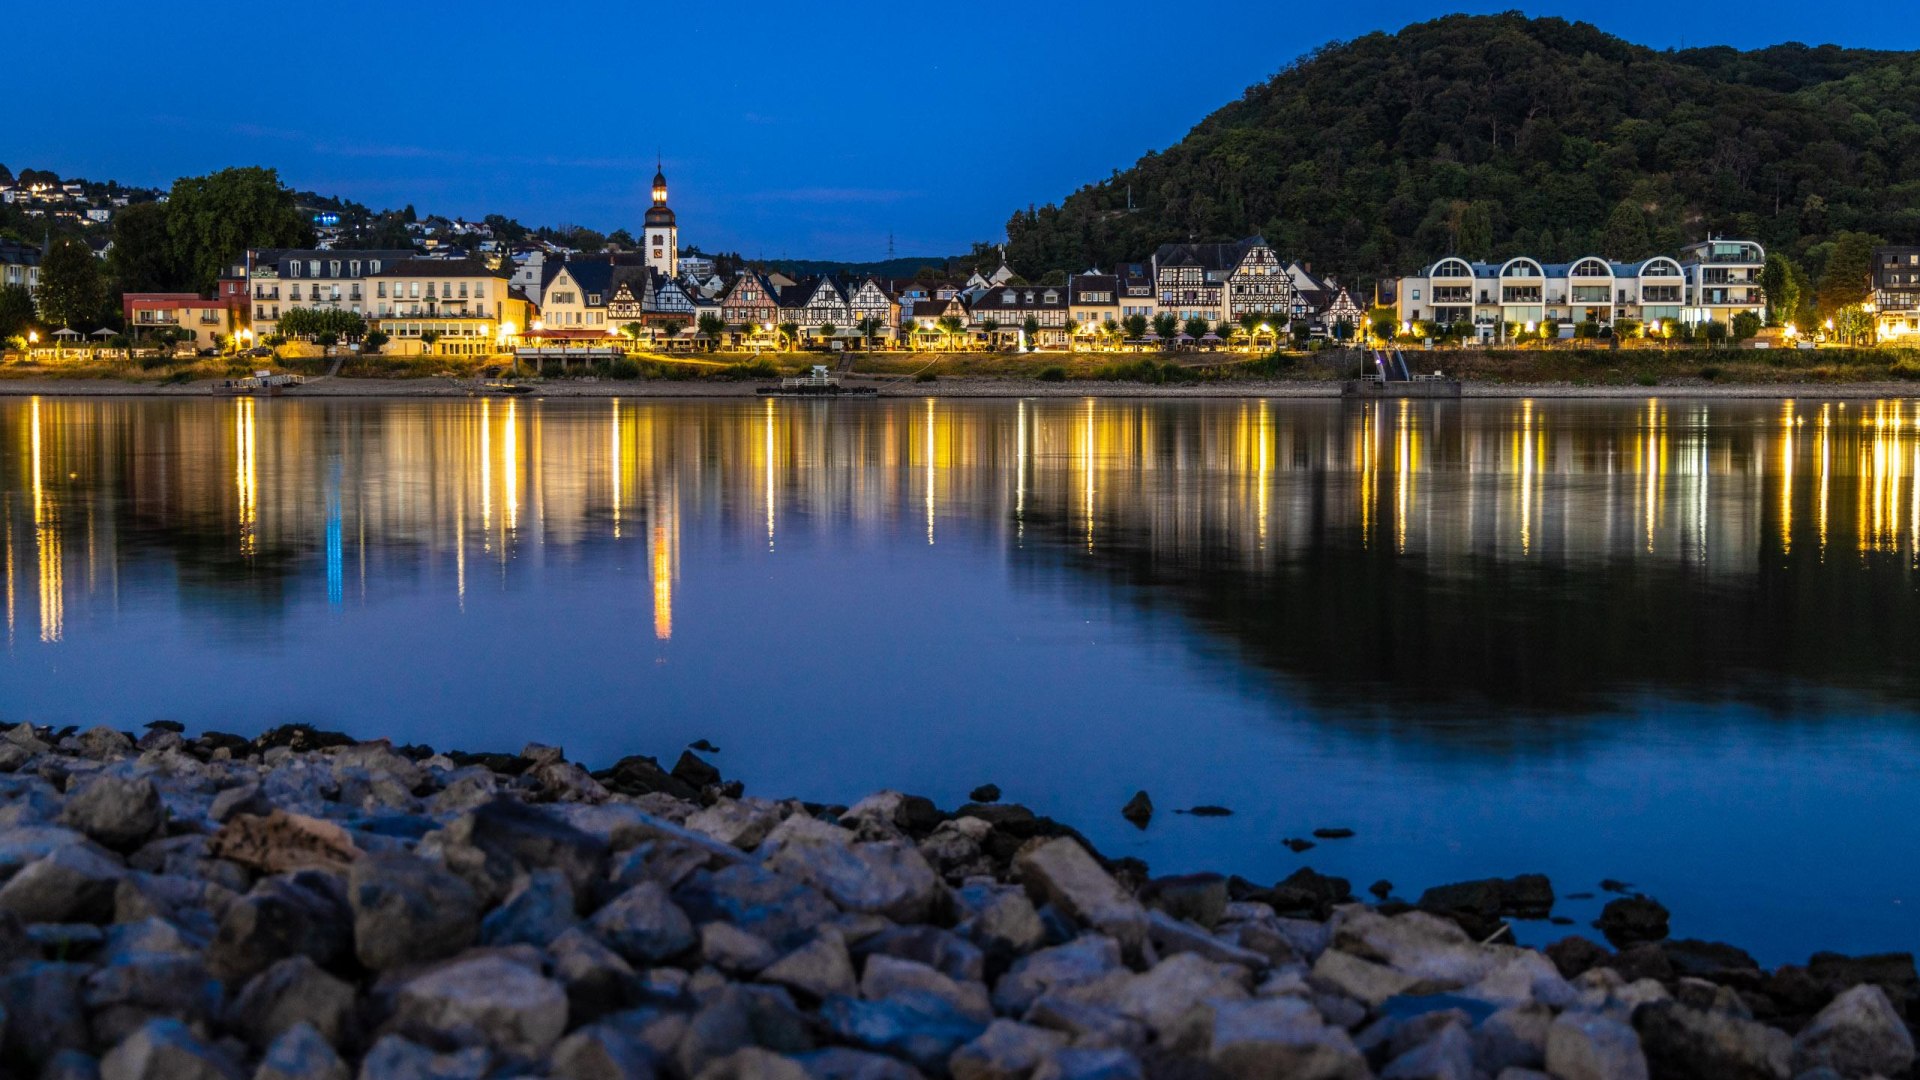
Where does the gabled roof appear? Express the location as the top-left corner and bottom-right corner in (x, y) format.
(1067, 274), (1119, 304)
(1152, 237), (1267, 274)
(555, 260), (616, 300)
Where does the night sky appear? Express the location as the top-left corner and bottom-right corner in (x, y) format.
(8, 2), (1914, 260)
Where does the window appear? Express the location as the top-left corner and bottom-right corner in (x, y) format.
(377, 282), (387, 299)
(329, 261), (341, 277)
(1412, 288), (1422, 301)
(350, 261), (361, 276)
(410, 283), (420, 298)
(426, 282), (436, 299)
(370, 260), (381, 273)
(288, 262), (301, 278)
(307, 260), (319, 276)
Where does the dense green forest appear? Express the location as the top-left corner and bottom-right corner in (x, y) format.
(1002, 14), (1920, 288)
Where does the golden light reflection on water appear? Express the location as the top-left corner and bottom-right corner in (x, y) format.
(6, 396), (1920, 650)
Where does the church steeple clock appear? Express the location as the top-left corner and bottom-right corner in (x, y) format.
(644, 158), (678, 278)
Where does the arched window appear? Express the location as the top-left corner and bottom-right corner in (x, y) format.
(1640, 258), (1682, 278)
(1501, 259), (1544, 278)
(1431, 258), (1473, 278)
(1571, 259), (1611, 278)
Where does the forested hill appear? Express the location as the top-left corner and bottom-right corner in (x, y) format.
(1001, 14), (1920, 286)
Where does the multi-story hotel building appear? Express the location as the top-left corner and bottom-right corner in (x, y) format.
(243, 249), (415, 338)
(1679, 239), (1766, 326)
(368, 256), (526, 356)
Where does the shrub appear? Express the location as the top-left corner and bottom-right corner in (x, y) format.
(1892, 359), (1920, 380)
(913, 370), (938, 383)
(1730, 311), (1762, 342)
(1700, 366), (1722, 381)
(1635, 372), (1659, 386)
(608, 358), (641, 379)
(1036, 366), (1067, 381)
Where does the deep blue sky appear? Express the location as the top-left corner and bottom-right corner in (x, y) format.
(7, 2), (1914, 261)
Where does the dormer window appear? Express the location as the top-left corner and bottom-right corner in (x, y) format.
(370, 260), (381, 273)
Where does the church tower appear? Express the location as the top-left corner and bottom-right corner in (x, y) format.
(644, 160), (678, 278)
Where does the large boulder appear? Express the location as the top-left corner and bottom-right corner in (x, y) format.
(765, 816), (945, 924)
(1012, 838), (1147, 949)
(1545, 1012), (1649, 1080)
(431, 798), (608, 906)
(589, 880), (696, 965)
(1790, 984), (1916, 1078)
(346, 852), (480, 971)
(255, 1021), (350, 1080)
(99, 1018), (244, 1080)
(208, 871), (353, 984)
(1173, 996), (1369, 1079)
(227, 955), (357, 1049)
(392, 954), (569, 1060)
(1631, 1000), (1789, 1080)
(0, 842), (124, 923)
(60, 776), (164, 850)
(1595, 897), (1670, 949)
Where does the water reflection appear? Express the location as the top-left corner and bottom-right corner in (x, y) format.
(5, 396), (1920, 722)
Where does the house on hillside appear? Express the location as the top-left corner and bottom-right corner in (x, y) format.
(969, 284), (1068, 348)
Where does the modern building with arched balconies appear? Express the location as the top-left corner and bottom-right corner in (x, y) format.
(1396, 246), (1755, 339)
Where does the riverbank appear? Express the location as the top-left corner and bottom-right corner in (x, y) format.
(0, 720), (1910, 1079)
(2, 374), (1920, 400)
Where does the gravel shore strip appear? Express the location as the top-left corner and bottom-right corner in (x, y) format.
(0, 720), (1912, 1080)
(1, 376), (1918, 400)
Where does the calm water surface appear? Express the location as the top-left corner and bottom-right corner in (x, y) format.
(4, 394), (1918, 963)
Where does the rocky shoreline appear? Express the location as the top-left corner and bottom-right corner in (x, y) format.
(0, 720), (1911, 1080)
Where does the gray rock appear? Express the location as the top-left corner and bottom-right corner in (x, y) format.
(82, 953), (221, 1046)
(1381, 1021), (1475, 1080)
(432, 799), (608, 907)
(855, 925), (986, 984)
(820, 991), (988, 1073)
(209, 872), (352, 984)
(100, 1018), (245, 1080)
(762, 931), (858, 1001)
(993, 935), (1124, 1016)
(590, 880), (696, 965)
(209, 783), (268, 824)
(228, 956), (357, 1049)
(949, 1019), (1069, 1080)
(479, 868), (576, 947)
(392, 953), (568, 1059)
(1632, 999), (1790, 1080)
(861, 954), (991, 1023)
(703, 920), (780, 975)
(684, 799), (784, 850)
(255, 1021), (350, 1080)
(1103, 952), (1253, 1037)
(1176, 996), (1369, 1079)
(1473, 1002), (1551, 1074)
(354, 1034), (491, 1080)
(1790, 984), (1916, 1078)
(549, 1022), (660, 1080)
(765, 817), (944, 924)
(1546, 1011), (1650, 1080)
(102, 914), (206, 962)
(1310, 949), (1419, 1007)
(1595, 897), (1670, 949)
(74, 727), (135, 761)
(62, 776), (163, 851)
(958, 884), (1045, 959)
(674, 864), (840, 951)
(0, 842), (125, 923)
(1012, 839), (1147, 949)
(1139, 874), (1229, 930)
(1024, 996), (1147, 1051)
(1033, 1047), (1142, 1080)
(548, 927), (640, 1022)
(347, 851), (480, 970)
